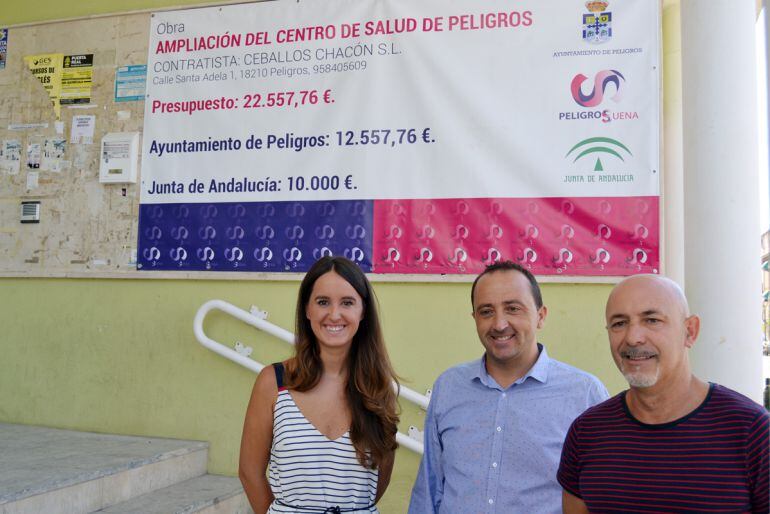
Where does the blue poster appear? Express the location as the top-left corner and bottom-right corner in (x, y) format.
(114, 64), (146, 102)
(0, 29), (8, 70)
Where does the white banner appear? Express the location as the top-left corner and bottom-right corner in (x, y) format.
(138, 0), (661, 276)
(141, 0), (660, 205)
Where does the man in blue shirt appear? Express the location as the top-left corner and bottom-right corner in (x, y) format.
(408, 261), (608, 514)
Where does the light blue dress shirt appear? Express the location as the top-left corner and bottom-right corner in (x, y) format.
(408, 344), (609, 514)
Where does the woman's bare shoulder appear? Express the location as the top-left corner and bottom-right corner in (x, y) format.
(252, 363), (281, 396)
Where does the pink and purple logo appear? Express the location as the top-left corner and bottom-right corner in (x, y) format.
(571, 69), (624, 107)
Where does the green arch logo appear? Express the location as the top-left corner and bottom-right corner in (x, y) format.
(565, 137), (632, 171)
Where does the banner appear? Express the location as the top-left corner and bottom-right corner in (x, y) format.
(139, 0), (660, 275)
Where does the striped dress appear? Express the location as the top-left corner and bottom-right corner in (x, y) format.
(267, 387), (379, 513)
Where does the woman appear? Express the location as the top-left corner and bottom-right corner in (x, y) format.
(239, 256), (400, 513)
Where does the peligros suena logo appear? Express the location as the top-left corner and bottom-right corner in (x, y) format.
(572, 69), (623, 107)
(559, 70), (638, 123)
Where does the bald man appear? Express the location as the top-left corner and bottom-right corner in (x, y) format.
(558, 275), (770, 514)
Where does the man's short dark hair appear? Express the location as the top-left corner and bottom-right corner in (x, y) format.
(470, 260), (543, 310)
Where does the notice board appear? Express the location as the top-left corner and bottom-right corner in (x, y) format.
(0, 13), (149, 276)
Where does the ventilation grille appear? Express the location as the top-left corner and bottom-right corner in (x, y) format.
(20, 201), (40, 223)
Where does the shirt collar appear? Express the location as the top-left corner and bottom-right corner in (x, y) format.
(473, 343), (551, 390)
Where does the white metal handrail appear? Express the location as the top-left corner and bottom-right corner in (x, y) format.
(194, 299), (427, 454)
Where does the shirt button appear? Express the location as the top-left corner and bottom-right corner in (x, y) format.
(502, 393), (507, 398)
(492, 462), (498, 468)
(488, 499), (494, 504)
(496, 426), (502, 432)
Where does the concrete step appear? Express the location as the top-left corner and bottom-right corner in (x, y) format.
(0, 423), (208, 514)
(92, 475), (252, 514)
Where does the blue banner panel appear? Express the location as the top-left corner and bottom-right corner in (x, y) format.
(137, 200), (373, 272)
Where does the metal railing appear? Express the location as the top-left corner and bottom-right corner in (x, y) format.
(193, 299), (428, 453)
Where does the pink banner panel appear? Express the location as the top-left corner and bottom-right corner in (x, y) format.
(372, 197), (659, 276)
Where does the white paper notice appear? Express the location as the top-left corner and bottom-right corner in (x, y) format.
(42, 137), (66, 172)
(26, 171), (39, 189)
(27, 142), (41, 169)
(1, 139), (21, 174)
(73, 145), (91, 169)
(8, 122), (48, 131)
(70, 115), (95, 144)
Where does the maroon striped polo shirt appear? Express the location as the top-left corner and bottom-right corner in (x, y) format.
(558, 383), (770, 513)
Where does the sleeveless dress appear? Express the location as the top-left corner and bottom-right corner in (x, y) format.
(267, 364), (379, 514)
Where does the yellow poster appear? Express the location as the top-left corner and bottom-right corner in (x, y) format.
(60, 54), (93, 105)
(24, 53), (63, 119)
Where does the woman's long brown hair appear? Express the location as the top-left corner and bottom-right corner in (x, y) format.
(285, 256), (399, 469)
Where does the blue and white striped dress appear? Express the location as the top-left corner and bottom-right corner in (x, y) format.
(267, 389), (379, 513)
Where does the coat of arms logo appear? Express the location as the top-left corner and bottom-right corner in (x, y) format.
(583, 1), (612, 44)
